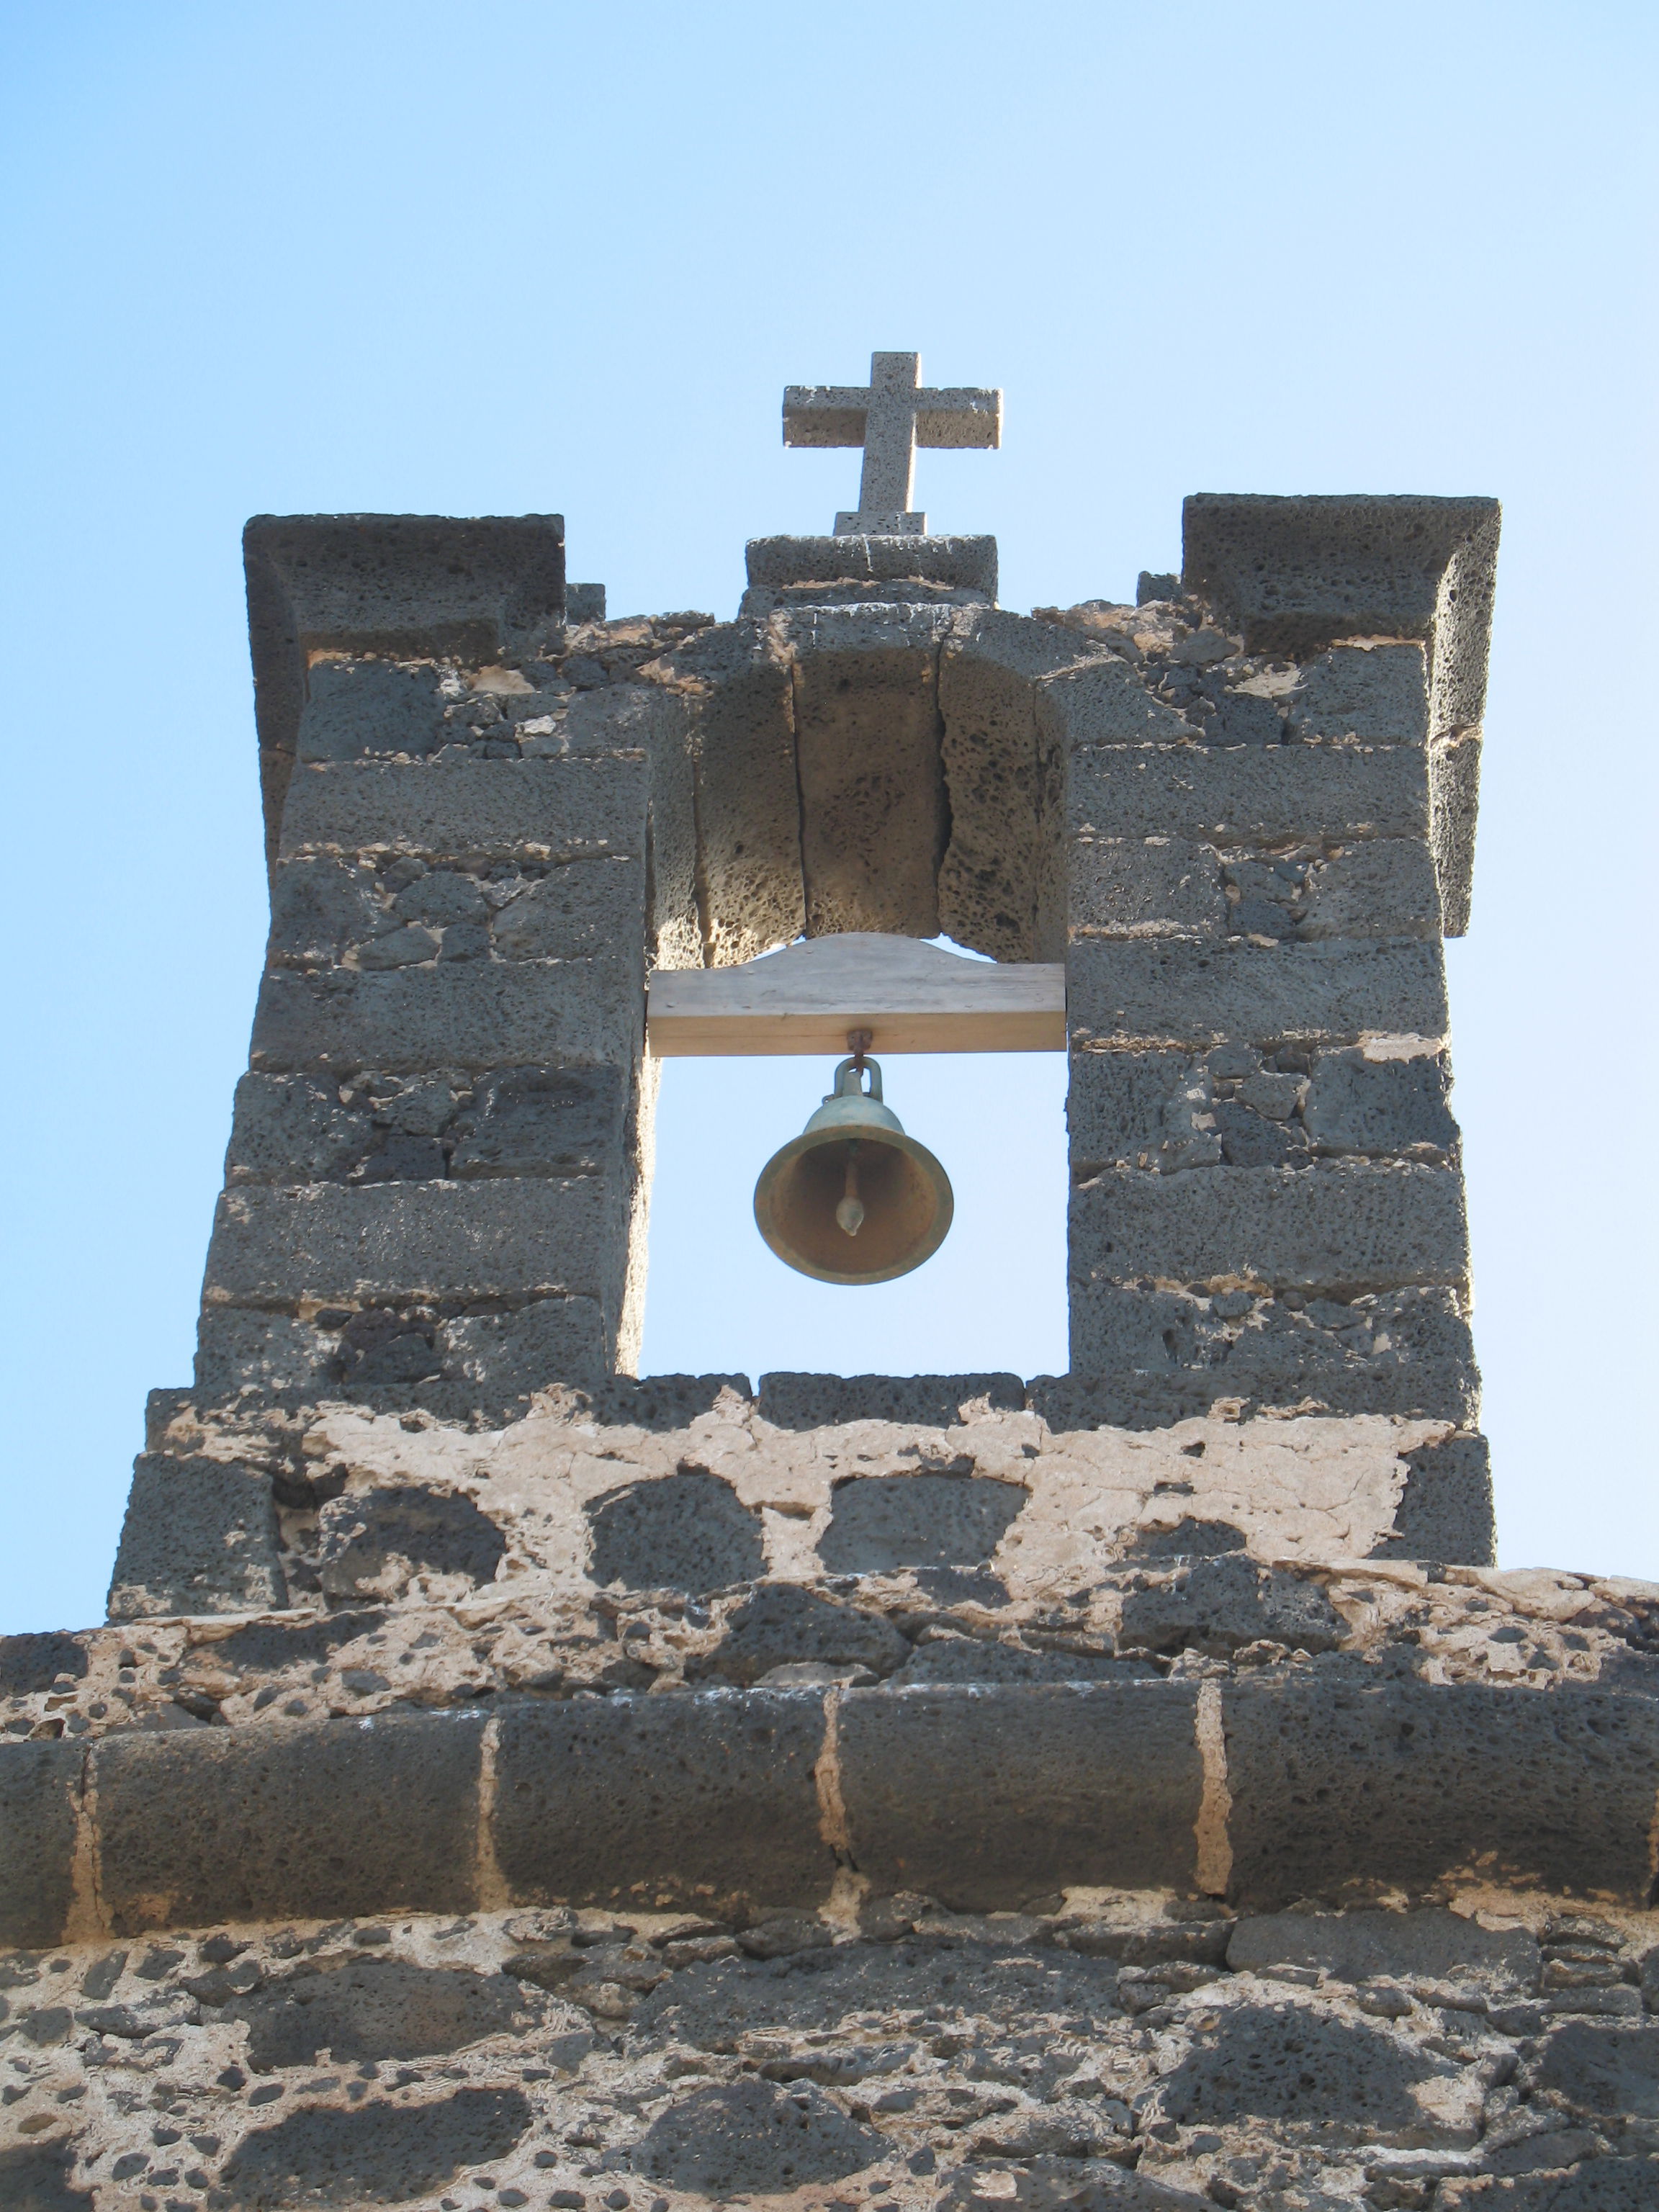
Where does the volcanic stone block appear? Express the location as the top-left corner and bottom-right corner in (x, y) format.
(1303, 1048), (1459, 1157)
(1430, 723), (1484, 937)
(619, 2077), (886, 2195)
(936, 610), (1094, 961)
(1180, 495), (1500, 735)
(1156, 2002), (1444, 2130)
(204, 1177), (625, 1305)
(817, 1473), (1030, 1573)
(1298, 840), (1443, 940)
(489, 857), (647, 961)
(1222, 1678), (1659, 1907)
(837, 1682), (1205, 1908)
(669, 621), (804, 965)
(1068, 1049), (1208, 1174)
(1068, 937), (1449, 1049)
(1371, 1431), (1495, 1565)
(757, 1372), (1024, 1429)
(1226, 1907), (1540, 1992)
(491, 1692), (834, 1917)
(1036, 655), (1196, 748)
(1118, 1556), (1345, 1657)
(0, 1740), (81, 1948)
(225, 1072), (385, 1184)
(0, 1631), (86, 1694)
(251, 958), (641, 1074)
(1287, 644), (1429, 743)
(1069, 1160), (1469, 1295)
(701, 1586), (911, 1685)
(224, 1956), (539, 2072)
(1069, 837), (1229, 938)
(448, 1064), (626, 1179)
(787, 606), (953, 938)
(888, 1643), (1158, 1687)
(1525, 2023), (1659, 2121)
(267, 855), (390, 966)
(586, 1469), (767, 1594)
(297, 660), (454, 762)
(316, 1485), (507, 1599)
(435, 1297), (615, 1402)
(107, 1456), (287, 1621)
(92, 1707), (487, 1932)
(1068, 741), (1431, 846)
(193, 1308), (336, 1402)
(279, 755), (651, 863)
(746, 534), (997, 595)
(219, 2087), (533, 2207)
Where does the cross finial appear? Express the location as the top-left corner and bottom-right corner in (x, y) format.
(782, 351), (1002, 536)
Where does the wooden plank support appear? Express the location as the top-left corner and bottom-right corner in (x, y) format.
(647, 932), (1066, 1057)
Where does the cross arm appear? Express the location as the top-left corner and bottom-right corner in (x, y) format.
(782, 387), (880, 448)
(912, 388), (1003, 449)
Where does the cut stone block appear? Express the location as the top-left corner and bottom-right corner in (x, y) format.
(1287, 644), (1429, 744)
(1222, 1678), (1659, 1908)
(1071, 1159), (1468, 1296)
(745, 534), (997, 596)
(1370, 1431), (1495, 1564)
(936, 611), (1094, 960)
(491, 1693), (833, 1919)
(1430, 723), (1483, 937)
(298, 660), (454, 763)
(1180, 493), (1500, 737)
(92, 1707), (487, 1930)
(585, 1469), (767, 1595)
(757, 1372), (1025, 1429)
(1068, 937), (1449, 1049)
(1069, 837), (1229, 939)
(0, 1741), (81, 1948)
(835, 1682), (1204, 1909)
(1303, 1048), (1459, 1158)
(250, 959), (642, 1074)
(279, 755), (650, 863)
(1036, 655), (1196, 749)
(786, 606), (954, 938)
(1297, 839), (1442, 940)
(1068, 741), (1431, 847)
(107, 1456), (287, 1620)
(204, 1177), (626, 1306)
(817, 1473), (1030, 1574)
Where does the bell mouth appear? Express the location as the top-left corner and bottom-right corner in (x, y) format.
(753, 1130), (954, 1285)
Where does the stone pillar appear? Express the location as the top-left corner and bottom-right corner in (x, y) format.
(1058, 495), (1498, 1559)
(109, 518), (701, 1619)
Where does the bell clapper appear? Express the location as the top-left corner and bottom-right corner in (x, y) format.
(835, 1144), (866, 1238)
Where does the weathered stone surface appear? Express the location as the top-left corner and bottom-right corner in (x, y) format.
(701, 1585), (910, 1685)
(1118, 1556), (1345, 1658)
(0, 2141), (92, 2212)
(204, 1177), (625, 1305)
(1287, 643), (1430, 743)
(818, 1473), (1030, 1574)
(1155, 2001), (1443, 2130)
(757, 1372), (1024, 1429)
(1297, 837), (1443, 940)
(225, 1956), (538, 2070)
(1372, 1431), (1495, 1564)
(787, 606), (953, 938)
(487, 857), (647, 961)
(297, 658), (454, 762)
(1038, 655), (1196, 748)
(279, 754), (649, 863)
(746, 534), (997, 595)
(107, 1456), (287, 1620)
(1303, 1047), (1459, 1156)
(936, 611), (1093, 960)
(449, 1065), (626, 1179)
(887, 1640), (1156, 1686)
(1069, 937), (1448, 1049)
(218, 2086), (532, 2208)
(1068, 741), (1431, 845)
(491, 1692), (832, 1917)
(585, 1468), (767, 1593)
(0, 1740), (80, 1948)
(1226, 1906), (1541, 1991)
(93, 1709), (485, 1931)
(1180, 495), (1500, 736)
(1524, 2020), (1659, 2117)
(1069, 837), (1229, 939)
(1431, 721), (1484, 937)
(837, 1682), (1204, 1907)
(1070, 1160), (1468, 1295)
(618, 2076), (885, 2193)
(1223, 1679), (1659, 1907)
(251, 957), (639, 1074)
(0, 1631), (87, 1694)
(316, 1485), (506, 1599)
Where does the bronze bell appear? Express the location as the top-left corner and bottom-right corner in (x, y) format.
(753, 1053), (954, 1284)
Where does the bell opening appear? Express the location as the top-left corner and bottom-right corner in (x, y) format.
(756, 1132), (950, 1284)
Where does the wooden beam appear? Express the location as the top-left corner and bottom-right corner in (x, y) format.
(647, 932), (1066, 1057)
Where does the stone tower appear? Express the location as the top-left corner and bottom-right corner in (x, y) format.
(6, 385), (1659, 2209)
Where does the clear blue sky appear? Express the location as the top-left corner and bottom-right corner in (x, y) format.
(1, 1), (1654, 1632)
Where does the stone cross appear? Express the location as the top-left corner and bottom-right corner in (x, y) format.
(783, 351), (1002, 536)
